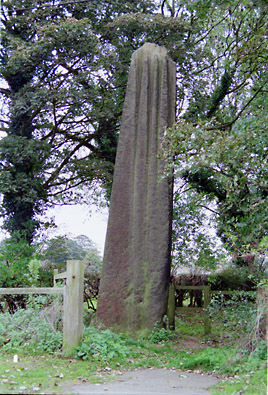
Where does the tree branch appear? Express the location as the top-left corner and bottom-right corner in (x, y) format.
(0, 126), (8, 133)
(44, 142), (84, 189)
(199, 204), (220, 216)
(0, 87), (11, 95)
(194, 1), (242, 46)
(206, 83), (266, 131)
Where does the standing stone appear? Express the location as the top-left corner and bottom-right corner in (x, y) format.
(97, 43), (176, 331)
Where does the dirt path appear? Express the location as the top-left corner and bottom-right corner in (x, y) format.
(63, 368), (220, 395)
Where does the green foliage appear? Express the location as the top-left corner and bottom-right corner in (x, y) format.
(41, 234), (103, 312)
(161, 1), (268, 255)
(165, 107), (268, 252)
(75, 327), (130, 362)
(209, 266), (255, 291)
(0, 237), (53, 289)
(179, 344), (267, 378)
(174, 297), (267, 388)
(42, 236), (87, 266)
(1, 0), (193, 241)
(0, 235), (101, 314)
(26, 259), (41, 287)
(206, 70), (233, 118)
(172, 188), (226, 269)
(209, 293), (257, 334)
(0, 290), (266, 395)
(208, 287), (267, 366)
(2, 0), (266, 249)
(41, 234), (102, 271)
(0, 237), (36, 288)
(76, 317), (176, 363)
(147, 322), (174, 344)
(252, 340), (267, 361)
(0, 305), (62, 354)
(179, 347), (233, 372)
(0, 135), (50, 242)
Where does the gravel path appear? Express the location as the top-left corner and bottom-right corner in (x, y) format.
(64, 368), (220, 395)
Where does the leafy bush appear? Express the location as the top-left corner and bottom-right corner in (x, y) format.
(0, 238), (53, 312)
(0, 239), (35, 309)
(208, 288), (267, 360)
(174, 267), (257, 308)
(209, 292), (257, 334)
(0, 302), (63, 354)
(252, 340), (267, 361)
(179, 345), (266, 377)
(76, 327), (130, 362)
(0, 238), (38, 285)
(175, 265), (260, 293)
(209, 266), (255, 291)
(147, 322), (174, 344)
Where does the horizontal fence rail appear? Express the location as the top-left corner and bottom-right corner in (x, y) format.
(0, 287), (64, 295)
(210, 290), (255, 295)
(176, 285), (208, 290)
(53, 269), (67, 286)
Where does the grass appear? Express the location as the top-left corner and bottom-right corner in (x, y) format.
(0, 298), (267, 394)
(211, 368), (267, 395)
(173, 305), (267, 394)
(0, 354), (109, 394)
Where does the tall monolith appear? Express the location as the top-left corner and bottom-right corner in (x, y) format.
(97, 43), (176, 331)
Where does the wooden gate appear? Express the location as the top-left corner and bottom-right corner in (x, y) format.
(168, 284), (256, 335)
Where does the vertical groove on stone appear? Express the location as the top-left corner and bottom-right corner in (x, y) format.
(97, 43), (176, 330)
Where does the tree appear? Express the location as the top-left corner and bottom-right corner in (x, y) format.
(0, 0), (194, 242)
(162, 0), (268, 254)
(2, 0), (266, 256)
(172, 187), (226, 270)
(0, 2), (101, 242)
(103, 0), (268, 259)
(41, 233), (102, 311)
(41, 234), (102, 270)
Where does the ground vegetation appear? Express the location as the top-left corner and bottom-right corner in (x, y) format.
(0, 291), (266, 394)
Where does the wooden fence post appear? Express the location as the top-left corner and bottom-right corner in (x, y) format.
(63, 260), (84, 356)
(203, 286), (211, 335)
(168, 283), (176, 330)
(53, 269), (59, 287)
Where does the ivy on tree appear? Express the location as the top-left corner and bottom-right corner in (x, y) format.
(0, 0), (191, 243)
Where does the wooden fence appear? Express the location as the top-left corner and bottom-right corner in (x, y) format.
(0, 260), (84, 356)
(168, 284), (256, 335)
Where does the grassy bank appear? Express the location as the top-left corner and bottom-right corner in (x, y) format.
(0, 296), (267, 394)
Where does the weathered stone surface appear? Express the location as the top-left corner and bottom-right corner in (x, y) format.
(97, 43), (176, 330)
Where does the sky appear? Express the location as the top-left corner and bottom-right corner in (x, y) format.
(0, 204), (109, 256)
(46, 204), (108, 256)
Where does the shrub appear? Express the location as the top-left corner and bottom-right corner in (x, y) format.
(0, 300), (63, 354)
(209, 266), (255, 291)
(0, 238), (53, 312)
(209, 291), (257, 332)
(175, 265), (258, 293)
(76, 327), (130, 362)
(148, 320), (174, 344)
(208, 287), (267, 358)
